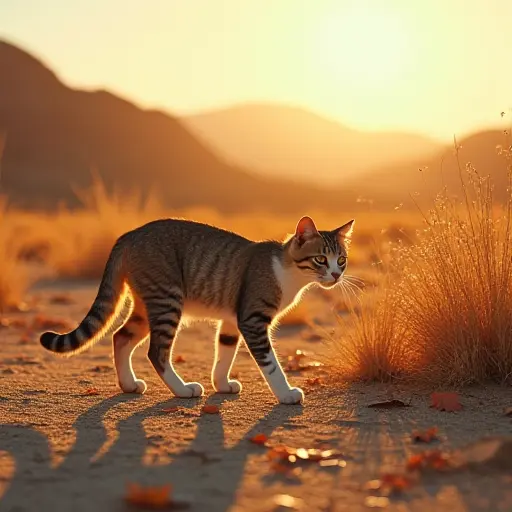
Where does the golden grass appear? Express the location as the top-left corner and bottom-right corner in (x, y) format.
(330, 146), (512, 387)
(0, 199), (30, 313)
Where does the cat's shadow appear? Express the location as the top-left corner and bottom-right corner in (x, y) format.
(0, 392), (304, 512)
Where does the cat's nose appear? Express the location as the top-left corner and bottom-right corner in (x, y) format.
(331, 272), (341, 281)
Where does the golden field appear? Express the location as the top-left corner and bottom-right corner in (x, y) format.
(2, 152), (512, 388)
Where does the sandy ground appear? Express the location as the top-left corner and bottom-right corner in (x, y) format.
(1, 281), (512, 512)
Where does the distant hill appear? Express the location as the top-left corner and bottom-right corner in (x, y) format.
(345, 129), (511, 209)
(182, 103), (443, 182)
(0, 40), (355, 214)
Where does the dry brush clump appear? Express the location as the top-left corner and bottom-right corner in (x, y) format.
(0, 198), (31, 312)
(331, 148), (512, 386)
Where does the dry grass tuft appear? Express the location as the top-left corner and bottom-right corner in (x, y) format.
(0, 198), (30, 312)
(331, 144), (512, 387)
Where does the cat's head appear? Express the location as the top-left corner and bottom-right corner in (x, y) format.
(286, 216), (354, 288)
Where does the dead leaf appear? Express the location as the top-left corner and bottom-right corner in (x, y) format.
(364, 473), (415, 494)
(162, 407), (179, 414)
(405, 449), (451, 472)
(503, 407), (512, 417)
(201, 405), (220, 415)
(368, 399), (410, 409)
(430, 392), (462, 412)
(174, 355), (185, 364)
(305, 377), (323, 386)
(82, 388), (101, 396)
(249, 433), (268, 445)
(125, 482), (173, 509)
(412, 427), (439, 443)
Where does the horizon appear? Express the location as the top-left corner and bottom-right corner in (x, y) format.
(2, 0), (512, 142)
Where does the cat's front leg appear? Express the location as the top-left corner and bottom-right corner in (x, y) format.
(238, 312), (304, 405)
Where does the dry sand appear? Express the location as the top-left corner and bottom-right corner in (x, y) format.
(1, 281), (512, 512)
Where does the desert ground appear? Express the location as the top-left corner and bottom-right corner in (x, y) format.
(1, 278), (511, 512)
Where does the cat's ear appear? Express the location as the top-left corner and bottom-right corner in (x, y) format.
(335, 219), (355, 244)
(294, 216), (319, 246)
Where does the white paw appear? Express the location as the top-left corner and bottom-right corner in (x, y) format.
(278, 387), (304, 405)
(214, 379), (242, 394)
(176, 382), (204, 398)
(121, 379), (147, 394)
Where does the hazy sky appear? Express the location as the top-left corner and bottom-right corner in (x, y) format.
(2, 0), (511, 141)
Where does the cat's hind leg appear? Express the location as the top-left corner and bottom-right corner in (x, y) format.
(212, 322), (242, 394)
(145, 286), (204, 398)
(113, 296), (149, 394)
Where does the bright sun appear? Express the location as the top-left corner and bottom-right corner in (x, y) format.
(314, 3), (411, 89)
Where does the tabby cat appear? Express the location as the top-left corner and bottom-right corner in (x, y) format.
(40, 215), (354, 405)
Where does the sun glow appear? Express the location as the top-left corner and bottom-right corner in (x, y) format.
(314, 3), (412, 90)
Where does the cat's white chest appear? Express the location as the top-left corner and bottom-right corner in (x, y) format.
(272, 256), (309, 312)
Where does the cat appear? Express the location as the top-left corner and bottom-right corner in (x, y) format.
(39, 215), (354, 405)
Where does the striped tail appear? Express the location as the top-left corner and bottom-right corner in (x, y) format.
(40, 242), (132, 356)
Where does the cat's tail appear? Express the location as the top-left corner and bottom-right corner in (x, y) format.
(40, 240), (132, 356)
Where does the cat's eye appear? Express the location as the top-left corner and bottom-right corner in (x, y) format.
(337, 256), (347, 266)
(313, 255), (328, 266)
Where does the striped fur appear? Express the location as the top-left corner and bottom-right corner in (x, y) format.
(39, 216), (354, 404)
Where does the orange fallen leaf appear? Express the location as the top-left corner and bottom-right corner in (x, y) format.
(249, 433), (268, 445)
(162, 407), (179, 414)
(201, 405), (220, 414)
(503, 407), (512, 417)
(412, 426), (439, 443)
(365, 473), (415, 494)
(174, 355), (185, 363)
(82, 388), (101, 396)
(305, 377), (323, 386)
(125, 482), (173, 509)
(406, 449), (451, 472)
(430, 392), (462, 412)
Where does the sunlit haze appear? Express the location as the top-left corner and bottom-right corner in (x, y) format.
(2, 0), (512, 140)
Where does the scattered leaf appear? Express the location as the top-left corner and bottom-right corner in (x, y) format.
(368, 399), (410, 409)
(305, 377), (323, 386)
(174, 355), (185, 364)
(162, 407), (179, 414)
(249, 433), (268, 445)
(284, 349), (324, 373)
(125, 482), (173, 509)
(503, 407), (512, 417)
(201, 405), (220, 415)
(405, 449), (451, 472)
(82, 388), (101, 396)
(412, 427), (439, 443)
(430, 392), (462, 412)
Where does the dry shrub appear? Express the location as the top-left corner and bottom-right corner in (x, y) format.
(48, 174), (164, 279)
(331, 145), (512, 386)
(0, 198), (30, 312)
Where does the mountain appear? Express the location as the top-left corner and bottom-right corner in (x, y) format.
(0, 40), (355, 214)
(344, 129), (511, 209)
(182, 103), (443, 182)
